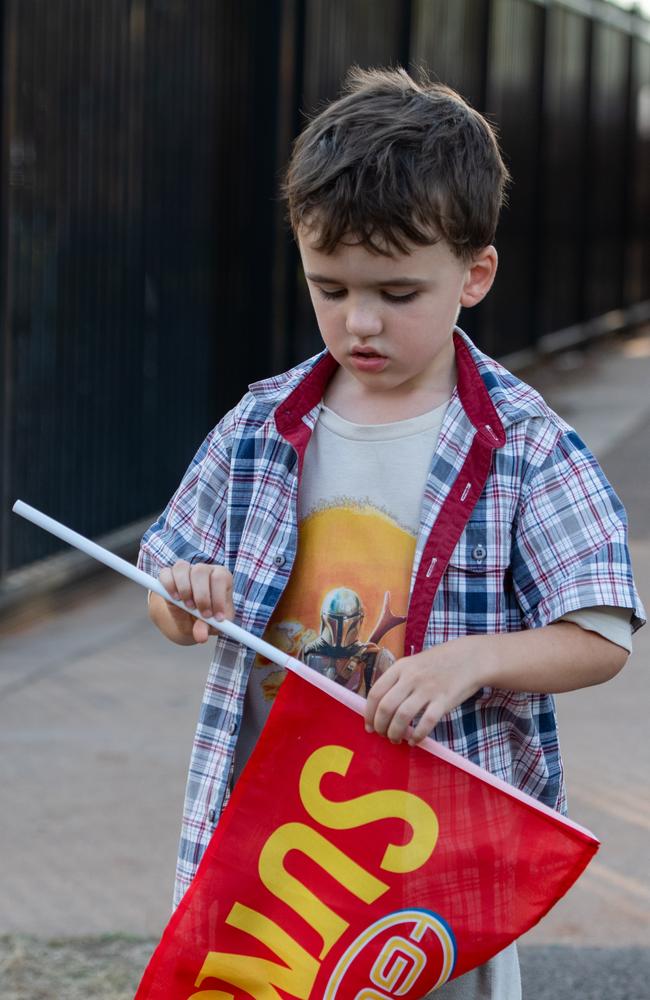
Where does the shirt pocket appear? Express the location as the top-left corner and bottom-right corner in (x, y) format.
(449, 522), (511, 571)
(441, 522), (515, 633)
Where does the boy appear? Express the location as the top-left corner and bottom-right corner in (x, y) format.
(139, 68), (644, 998)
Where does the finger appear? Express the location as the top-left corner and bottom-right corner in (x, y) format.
(370, 678), (415, 738)
(190, 565), (215, 619)
(365, 660), (401, 728)
(409, 699), (447, 745)
(192, 617), (210, 644)
(382, 692), (428, 743)
(172, 561), (194, 606)
(209, 568), (235, 621)
(159, 565), (180, 601)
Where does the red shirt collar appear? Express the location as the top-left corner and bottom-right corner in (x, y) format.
(274, 331), (505, 451)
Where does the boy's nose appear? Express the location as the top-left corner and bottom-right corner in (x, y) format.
(345, 304), (383, 338)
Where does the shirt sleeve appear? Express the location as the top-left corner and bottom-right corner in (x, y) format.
(511, 428), (646, 633)
(559, 605), (634, 652)
(137, 404), (239, 579)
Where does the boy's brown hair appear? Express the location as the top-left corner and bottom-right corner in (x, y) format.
(284, 66), (510, 260)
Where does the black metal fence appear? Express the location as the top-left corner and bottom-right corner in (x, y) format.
(1, 0), (649, 580)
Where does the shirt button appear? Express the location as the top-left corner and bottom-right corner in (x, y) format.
(273, 553), (286, 567)
(229, 722), (237, 735)
(208, 808), (216, 824)
(471, 544), (487, 562)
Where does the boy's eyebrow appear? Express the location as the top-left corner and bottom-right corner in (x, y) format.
(304, 272), (428, 287)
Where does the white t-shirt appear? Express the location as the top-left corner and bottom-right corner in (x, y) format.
(234, 400), (446, 779)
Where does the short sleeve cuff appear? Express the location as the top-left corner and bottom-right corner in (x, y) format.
(526, 565), (645, 634)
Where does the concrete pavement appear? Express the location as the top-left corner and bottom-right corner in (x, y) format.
(0, 329), (649, 986)
(515, 330), (650, 950)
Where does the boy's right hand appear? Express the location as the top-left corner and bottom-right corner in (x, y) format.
(157, 561), (235, 644)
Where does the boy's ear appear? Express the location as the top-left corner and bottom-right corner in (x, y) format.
(460, 246), (498, 308)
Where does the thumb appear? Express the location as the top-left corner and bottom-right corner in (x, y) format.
(192, 618), (210, 644)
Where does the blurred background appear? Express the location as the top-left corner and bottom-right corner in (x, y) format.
(0, 2), (649, 998)
(1, 0), (649, 584)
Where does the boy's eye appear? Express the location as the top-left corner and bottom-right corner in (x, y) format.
(382, 291), (418, 304)
(317, 288), (418, 304)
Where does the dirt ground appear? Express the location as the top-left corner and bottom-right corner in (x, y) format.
(2, 936), (648, 999)
(0, 935), (155, 999)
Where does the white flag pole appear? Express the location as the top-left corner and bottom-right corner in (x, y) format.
(11, 499), (325, 692)
(11, 499), (599, 834)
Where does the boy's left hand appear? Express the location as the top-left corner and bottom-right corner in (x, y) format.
(364, 638), (481, 746)
(365, 624), (629, 746)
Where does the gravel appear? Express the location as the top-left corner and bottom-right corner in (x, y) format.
(2, 936), (648, 999)
(0, 935), (155, 1000)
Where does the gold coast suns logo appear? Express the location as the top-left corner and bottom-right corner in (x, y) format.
(324, 908), (456, 998)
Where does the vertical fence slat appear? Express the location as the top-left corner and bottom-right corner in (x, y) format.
(626, 29), (650, 306)
(0, 0), (13, 576)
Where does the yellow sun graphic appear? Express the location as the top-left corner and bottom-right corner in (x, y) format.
(260, 503), (416, 666)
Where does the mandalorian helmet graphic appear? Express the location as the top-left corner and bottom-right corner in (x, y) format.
(319, 588), (364, 648)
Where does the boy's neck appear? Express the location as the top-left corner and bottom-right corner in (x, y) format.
(323, 363), (456, 425)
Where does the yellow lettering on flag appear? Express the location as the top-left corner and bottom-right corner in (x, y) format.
(194, 902), (319, 999)
(299, 745), (439, 873)
(187, 991), (234, 999)
(371, 935), (426, 992)
(259, 821), (389, 959)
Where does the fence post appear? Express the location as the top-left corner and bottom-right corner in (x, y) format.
(530, 0), (548, 350)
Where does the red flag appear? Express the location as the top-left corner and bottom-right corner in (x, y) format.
(135, 671), (598, 999)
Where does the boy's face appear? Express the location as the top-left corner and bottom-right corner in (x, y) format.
(298, 230), (497, 406)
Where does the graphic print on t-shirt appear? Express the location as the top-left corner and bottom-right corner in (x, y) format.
(255, 498), (416, 700)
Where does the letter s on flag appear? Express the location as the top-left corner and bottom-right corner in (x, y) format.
(300, 745), (439, 873)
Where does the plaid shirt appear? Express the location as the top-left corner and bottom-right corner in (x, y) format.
(139, 329), (644, 906)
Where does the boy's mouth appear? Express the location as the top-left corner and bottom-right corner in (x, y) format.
(349, 347), (388, 372)
(351, 346), (386, 359)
